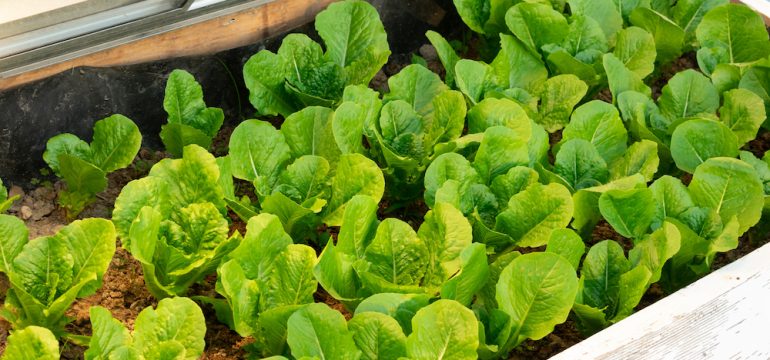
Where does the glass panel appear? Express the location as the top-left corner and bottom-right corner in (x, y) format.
(0, 0), (145, 38)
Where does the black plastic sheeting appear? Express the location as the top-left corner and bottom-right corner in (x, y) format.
(0, 0), (459, 185)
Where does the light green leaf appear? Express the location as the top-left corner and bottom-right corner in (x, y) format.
(361, 219), (428, 287)
(505, 3), (568, 53)
(670, 119), (738, 173)
(315, 0), (390, 85)
(613, 27), (657, 78)
(281, 106), (341, 162)
(424, 153), (479, 208)
(489, 166), (539, 205)
(133, 297), (206, 360)
(546, 228), (585, 270)
(554, 139), (610, 191)
(85, 307), (132, 360)
(53, 218), (116, 296)
(474, 126), (530, 184)
(89, 114), (142, 172)
(672, 0), (728, 43)
(0, 215), (27, 273)
(561, 15), (608, 60)
(163, 69), (223, 139)
(609, 140), (659, 182)
(453, 0), (491, 33)
(688, 157), (764, 234)
(426, 30), (461, 87)
(496, 252), (578, 348)
(455, 59), (499, 105)
(468, 98), (531, 135)
(243, 50), (295, 117)
(696, 3), (770, 64)
(568, 0), (623, 43)
(580, 240), (630, 312)
(629, 221), (681, 283)
(148, 145), (226, 212)
(385, 64), (449, 119)
(418, 203), (473, 288)
(495, 182), (574, 247)
(43, 133), (91, 177)
(659, 70), (719, 125)
(287, 303), (362, 360)
(355, 293), (431, 334)
(2, 326), (59, 360)
(572, 174), (647, 236)
(349, 312), (407, 360)
(604, 53), (651, 101)
(229, 120), (292, 195)
(492, 34), (549, 92)
(537, 74), (588, 132)
(323, 154), (385, 226)
(720, 88), (766, 146)
(440, 243), (489, 306)
(650, 175), (695, 228)
(333, 102), (367, 155)
(629, 7), (685, 64)
(739, 66), (770, 118)
(405, 299), (479, 360)
(160, 123), (212, 158)
(599, 187), (656, 239)
(562, 100), (628, 163)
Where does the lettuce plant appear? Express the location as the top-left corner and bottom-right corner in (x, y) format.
(1, 326), (59, 360)
(0, 215), (116, 336)
(277, 300), (480, 360)
(160, 69), (225, 157)
(315, 195), (488, 308)
(227, 118), (385, 241)
(571, 223), (680, 335)
(85, 297), (206, 360)
(243, 0), (390, 116)
(614, 71), (765, 174)
(360, 64), (468, 198)
(212, 213), (317, 357)
(112, 144), (238, 298)
(43, 114), (141, 218)
(473, 252), (578, 358)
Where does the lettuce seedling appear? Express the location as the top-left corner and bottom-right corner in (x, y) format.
(315, 195), (488, 308)
(1, 326), (59, 360)
(243, 0), (390, 117)
(227, 118), (385, 241)
(112, 145), (238, 298)
(209, 213), (317, 357)
(572, 229), (679, 335)
(474, 252), (578, 358)
(160, 69), (225, 157)
(86, 297), (206, 360)
(0, 215), (116, 337)
(44, 114), (141, 218)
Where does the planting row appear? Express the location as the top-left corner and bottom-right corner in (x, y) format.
(3, 0), (770, 359)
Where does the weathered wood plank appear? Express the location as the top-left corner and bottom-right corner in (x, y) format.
(0, 0), (335, 91)
(552, 242), (770, 359)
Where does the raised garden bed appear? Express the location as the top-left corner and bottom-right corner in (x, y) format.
(2, 0), (770, 359)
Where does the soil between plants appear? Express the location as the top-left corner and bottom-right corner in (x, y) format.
(3, 46), (770, 360)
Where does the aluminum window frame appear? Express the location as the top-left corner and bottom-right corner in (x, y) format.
(0, 0), (274, 78)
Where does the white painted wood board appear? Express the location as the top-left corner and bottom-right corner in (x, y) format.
(552, 242), (770, 360)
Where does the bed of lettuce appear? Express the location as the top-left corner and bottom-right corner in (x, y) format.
(3, 0), (770, 358)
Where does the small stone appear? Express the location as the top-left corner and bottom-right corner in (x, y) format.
(20, 206), (32, 220)
(419, 44), (438, 61)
